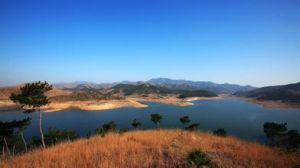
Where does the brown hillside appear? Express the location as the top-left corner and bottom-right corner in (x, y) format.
(0, 85), (71, 100)
(1, 130), (299, 168)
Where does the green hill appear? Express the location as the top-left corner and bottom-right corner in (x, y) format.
(112, 83), (217, 97)
(234, 82), (300, 103)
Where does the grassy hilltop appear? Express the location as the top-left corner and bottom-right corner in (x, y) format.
(1, 130), (299, 168)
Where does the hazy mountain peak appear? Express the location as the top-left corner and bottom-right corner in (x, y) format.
(53, 78), (256, 94)
(148, 78), (256, 94)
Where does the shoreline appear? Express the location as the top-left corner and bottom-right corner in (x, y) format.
(43, 99), (148, 112)
(0, 96), (221, 112)
(2, 96), (299, 112)
(229, 96), (300, 109)
(248, 98), (300, 109)
(184, 96), (222, 101)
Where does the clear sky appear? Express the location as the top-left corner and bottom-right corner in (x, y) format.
(0, 0), (299, 87)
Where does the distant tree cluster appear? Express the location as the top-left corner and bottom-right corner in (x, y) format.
(112, 83), (217, 97)
(263, 122), (300, 150)
(213, 128), (227, 137)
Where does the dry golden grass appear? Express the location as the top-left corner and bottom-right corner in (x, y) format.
(1, 130), (299, 168)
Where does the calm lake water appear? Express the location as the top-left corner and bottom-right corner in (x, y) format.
(1, 98), (300, 143)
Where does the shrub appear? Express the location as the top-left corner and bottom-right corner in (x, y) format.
(263, 122), (287, 139)
(185, 123), (199, 131)
(94, 121), (118, 137)
(45, 128), (79, 145)
(102, 121), (117, 132)
(131, 119), (142, 129)
(185, 149), (212, 168)
(180, 116), (191, 125)
(119, 128), (129, 134)
(263, 122), (287, 146)
(263, 122), (300, 150)
(213, 128), (227, 137)
(286, 130), (300, 150)
(94, 128), (106, 137)
(0, 133), (24, 155)
(30, 136), (42, 148)
(150, 113), (162, 127)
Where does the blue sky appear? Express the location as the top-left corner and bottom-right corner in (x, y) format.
(0, 0), (299, 87)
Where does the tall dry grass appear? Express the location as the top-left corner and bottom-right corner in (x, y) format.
(1, 129), (299, 168)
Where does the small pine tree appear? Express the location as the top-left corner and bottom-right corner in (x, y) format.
(180, 116), (191, 126)
(102, 121), (117, 132)
(150, 113), (162, 128)
(10, 81), (52, 148)
(131, 119), (141, 129)
(94, 121), (118, 137)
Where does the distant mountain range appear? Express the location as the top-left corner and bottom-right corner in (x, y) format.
(54, 81), (110, 90)
(234, 82), (300, 103)
(2, 80), (300, 104)
(54, 81), (146, 90)
(54, 78), (256, 94)
(147, 78), (256, 94)
(112, 83), (217, 97)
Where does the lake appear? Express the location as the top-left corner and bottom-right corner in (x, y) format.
(1, 98), (300, 143)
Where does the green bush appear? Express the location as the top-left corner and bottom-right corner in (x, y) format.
(94, 128), (106, 137)
(213, 128), (227, 137)
(94, 121), (118, 137)
(44, 127), (79, 145)
(0, 133), (24, 155)
(131, 119), (142, 129)
(185, 123), (199, 131)
(185, 149), (212, 168)
(286, 130), (300, 150)
(180, 116), (191, 125)
(119, 128), (130, 134)
(150, 113), (162, 127)
(30, 136), (42, 147)
(102, 121), (117, 132)
(263, 122), (287, 139)
(263, 122), (300, 150)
